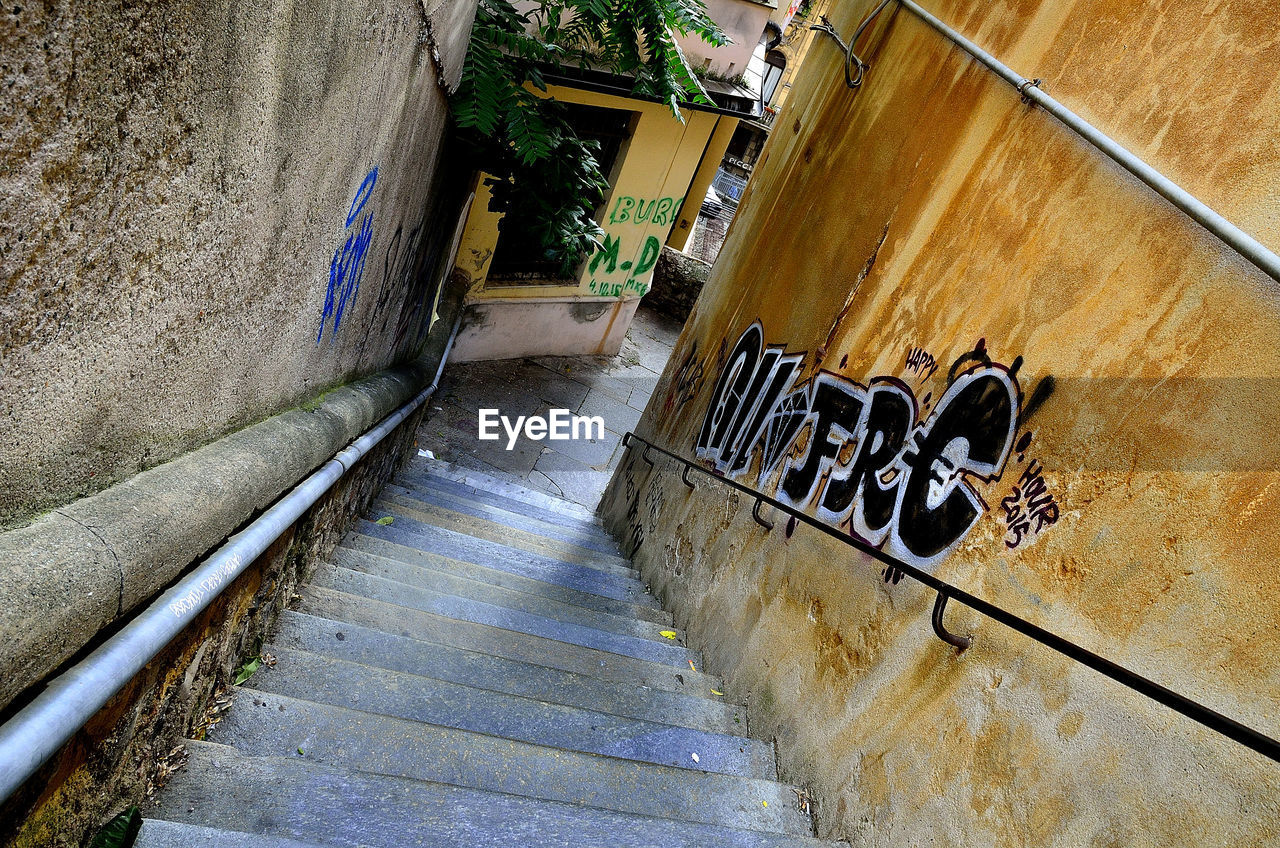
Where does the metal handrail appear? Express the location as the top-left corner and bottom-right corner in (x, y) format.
(810, 0), (1280, 287)
(0, 315), (462, 803)
(621, 431), (1280, 765)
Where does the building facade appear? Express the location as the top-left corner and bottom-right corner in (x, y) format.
(449, 0), (773, 361)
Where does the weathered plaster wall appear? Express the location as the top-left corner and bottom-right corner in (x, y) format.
(0, 0), (476, 529)
(679, 0), (777, 77)
(602, 0), (1280, 844)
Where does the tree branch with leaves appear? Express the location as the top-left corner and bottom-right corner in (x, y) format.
(452, 0), (727, 274)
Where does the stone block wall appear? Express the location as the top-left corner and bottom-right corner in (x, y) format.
(643, 246), (712, 322)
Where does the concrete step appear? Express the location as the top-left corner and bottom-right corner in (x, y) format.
(312, 564), (695, 667)
(397, 467), (609, 536)
(336, 535), (670, 624)
(328, 547), (681, 645)
(383, 481), (620, 554)
(247, 646), (776, 779)
(406, 456), (600, 522)
(369, 495), (634, 572)
(356, 510), (635, 581)
(151, 742), (842, 847)
(136, 820), (324, 848)
(273, 610), (737, 734)
(348, 522), (656, 605)
(215, 690), (812, 835)
(296, 587), (723, 696)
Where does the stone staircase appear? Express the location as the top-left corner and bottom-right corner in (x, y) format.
(136, 457), (843, 847)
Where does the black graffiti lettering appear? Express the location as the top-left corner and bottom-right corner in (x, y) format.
(1003, 458), (1059, 548)
(755, 387), (809, 486)
(715, 347), (782, 469)
(905, 346), (938, 380)
(665, 342), (705, 413)
(890, 369), (1017, 563)
(727, 355), (804, 476)
(779, 376), (864, 508)
(697, 323), (763, 458)
(696, 325), (1035, 571)
(1002, 489), (1029, 549)
(819, 382), (914, 541)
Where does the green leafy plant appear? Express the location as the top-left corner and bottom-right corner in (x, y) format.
(88, 806), (142, 848)
(452, 0), (727, 272)
(233, 656), (262, 685)
(233, 647), (276, 685)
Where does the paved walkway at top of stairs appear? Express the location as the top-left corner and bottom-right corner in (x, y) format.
(418, 305), (682, 510)
(134, 456), (848, 847)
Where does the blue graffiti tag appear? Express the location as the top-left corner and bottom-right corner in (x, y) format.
(318, 167), (378, 342)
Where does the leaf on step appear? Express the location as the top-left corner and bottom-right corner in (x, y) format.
(233, 657), (262, 685)
(88, 806), (141, 848)
(659, 630), (678, 639)
(297, 748), (305, 756)
(710, 689), (724, 696)
(375, 516), (395, 525)
(688, 660), (697, 672)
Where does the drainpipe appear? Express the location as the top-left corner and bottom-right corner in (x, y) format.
(0, 315), (462, 804)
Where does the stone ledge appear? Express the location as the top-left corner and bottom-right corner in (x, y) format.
(0, 358), (432, 712)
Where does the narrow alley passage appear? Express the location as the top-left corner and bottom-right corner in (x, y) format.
(5, 0), (1280, 843)
(420, 306), (683, 508)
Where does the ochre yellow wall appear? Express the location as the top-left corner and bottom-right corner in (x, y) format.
(453, 174), (502, 292)
(454, 86), (721, 302)
(769, 0), (835, 115)
(668, 115), (740, 251)
(601, 0), (1280, 844)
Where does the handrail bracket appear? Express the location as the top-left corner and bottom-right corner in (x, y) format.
(752, 498), (775, 530)
(931, 590), (971, 652)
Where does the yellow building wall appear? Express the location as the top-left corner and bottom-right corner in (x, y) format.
(452, 174), (502, 293)
(601, 0), (1280, 844)
(453, 86), (722, 302)
(769, 0), (834, 115)
(668, 115), (740, 251)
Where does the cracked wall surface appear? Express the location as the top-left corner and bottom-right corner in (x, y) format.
(603, 0), (1280, 844)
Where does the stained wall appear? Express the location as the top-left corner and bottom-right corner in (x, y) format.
(602, 0), (1280, 843)
(677, 0), (777, 78)
(0, 0), (476, 529)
